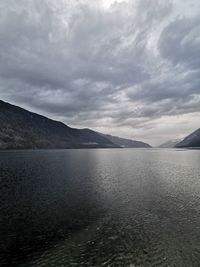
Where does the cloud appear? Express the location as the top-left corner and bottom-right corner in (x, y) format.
(159, 15), (200, 69)
(0, 0), (199, 145)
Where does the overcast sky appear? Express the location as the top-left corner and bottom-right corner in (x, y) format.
(0, 0), (200, 145)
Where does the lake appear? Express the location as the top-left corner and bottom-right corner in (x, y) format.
(1, 148), (200, 266)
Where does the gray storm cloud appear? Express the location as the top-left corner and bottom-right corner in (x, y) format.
(0, 0), (200, 145)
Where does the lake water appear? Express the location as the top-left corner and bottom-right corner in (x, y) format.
(1, 148), (200, 266)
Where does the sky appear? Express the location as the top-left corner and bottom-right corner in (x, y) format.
(0, 0), (200, 146)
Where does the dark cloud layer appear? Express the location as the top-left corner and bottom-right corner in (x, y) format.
(0, 0), (200, 145)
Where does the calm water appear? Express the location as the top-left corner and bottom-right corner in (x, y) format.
(1, 149), (200, 266)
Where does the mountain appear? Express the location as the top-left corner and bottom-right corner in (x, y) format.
(158, 139), (182, 148)
(175, 128), (200, 148)
(0, 100), (118, 149)
(102, 134), (151, 148)
(0, 100), (151, 149)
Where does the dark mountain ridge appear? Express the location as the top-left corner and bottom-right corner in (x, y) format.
(0, 100), (151, 149)
(0, 100), (117, 149)
(175, 128), (200, 148)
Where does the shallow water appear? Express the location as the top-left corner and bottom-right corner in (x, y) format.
(1, 148), (200, 266)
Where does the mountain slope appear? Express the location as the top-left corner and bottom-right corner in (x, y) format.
(0, 100), (152, 149)
(102, 134), (151, 148)
(175, 128), (200, 148)
(158, 139), (182, 148)
(0, 100), (118, 149)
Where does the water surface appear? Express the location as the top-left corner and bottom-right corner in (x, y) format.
(1, 148), (200, 266)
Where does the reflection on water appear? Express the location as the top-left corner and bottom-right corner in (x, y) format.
(1, 149), (200, 266)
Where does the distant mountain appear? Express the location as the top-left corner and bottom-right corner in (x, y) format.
(102, 134), (151, 148)
(175, 128), (200, 148)
(159, 139), (182, 148)
(0, 100), (118, 149)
